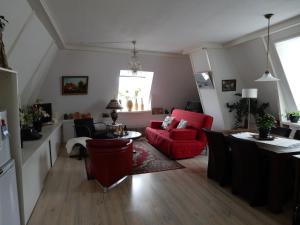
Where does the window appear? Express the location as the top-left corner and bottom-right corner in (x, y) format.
(118, 70), (154, 111)
(275, 36), (300, 109)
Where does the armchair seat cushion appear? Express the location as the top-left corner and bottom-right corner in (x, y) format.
(150, 120), (163, 129)
(169, 129), (197, 140)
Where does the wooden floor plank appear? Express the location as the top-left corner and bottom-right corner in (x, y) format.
(27, 148), (291, 225)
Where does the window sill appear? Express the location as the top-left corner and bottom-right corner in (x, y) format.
(118, 110), (152, 114)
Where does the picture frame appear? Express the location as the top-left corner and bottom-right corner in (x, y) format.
(152, 107), (164, 115)
(222, 79), (236, 92)
(61, 76), (89, 95)
(194, 71), (214, 89)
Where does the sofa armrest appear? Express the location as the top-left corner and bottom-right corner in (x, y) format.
(169, 129), (197, 140)
(150, 120), (163, 129)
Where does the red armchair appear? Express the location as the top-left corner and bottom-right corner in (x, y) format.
(145, 109), (213, 159)
(85, 139), (133, 190)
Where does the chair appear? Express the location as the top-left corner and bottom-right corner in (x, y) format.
(271, 126), (292, 138)
(74, 118), (107, 138)
(203, 129), (231, 186)
(294, 130), (300, 140)
(85, 139), (133, 191)
(229, 136), (268, 206)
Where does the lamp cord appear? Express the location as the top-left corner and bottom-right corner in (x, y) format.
(266, 17), (270, 71)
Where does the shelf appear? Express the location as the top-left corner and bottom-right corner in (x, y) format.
(0, 67), (17, 75)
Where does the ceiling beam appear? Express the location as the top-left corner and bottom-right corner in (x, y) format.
(224, 15), (300, 48)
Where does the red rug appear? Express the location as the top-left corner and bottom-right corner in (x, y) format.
(132, 139), (185, 175)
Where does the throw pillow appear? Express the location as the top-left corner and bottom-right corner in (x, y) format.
(166, 119), (179, 131)
(177, 119), (188, 129)
(161, 116), (174, 129)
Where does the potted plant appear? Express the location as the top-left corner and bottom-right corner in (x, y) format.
(256, 113), (275, 139)
(226, 93), (269, 128)
(288, 111), (300, 123)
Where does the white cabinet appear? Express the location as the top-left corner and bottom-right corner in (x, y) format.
(22, 141), (51, 222)
(21, 123), (62, 224)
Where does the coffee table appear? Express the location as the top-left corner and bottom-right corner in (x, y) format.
(120, 131), (142, 153)
(121, 131), (142, 140)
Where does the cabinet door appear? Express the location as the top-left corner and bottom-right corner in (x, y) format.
(50, 127), (62, 166)
(63, 120), (75, 142)
(22, 142), (51, 223)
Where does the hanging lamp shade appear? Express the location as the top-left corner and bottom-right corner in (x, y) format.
(255, 70), (280, 82)
(255, 14), (279, 82)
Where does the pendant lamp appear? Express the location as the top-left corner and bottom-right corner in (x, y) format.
(255, 14), (279, 82)
(128, 40), (142, 74)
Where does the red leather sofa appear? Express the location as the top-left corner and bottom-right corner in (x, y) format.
(145, 109), (213, 159)
(85, 139), (133, 189)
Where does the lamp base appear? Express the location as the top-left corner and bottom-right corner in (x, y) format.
(110, 110), (118, 125)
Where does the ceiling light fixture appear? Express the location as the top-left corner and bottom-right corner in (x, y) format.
(255, 14), (280, 82)
(128, 40), (142, 74)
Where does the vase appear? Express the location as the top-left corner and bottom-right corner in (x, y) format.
(33, 120), (42, 132)
(289, 115), (300, 123)
(135, 99), (138, 111)
(141, 98), (144, 111)
(259, 127), (271, 139)
(0, 32), (9, 69)
(127, 100), (133, 112)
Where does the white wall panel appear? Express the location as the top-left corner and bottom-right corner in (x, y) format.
(8, 14), (53, 96)
(228, 38), (280, 116)
(38, 50), (198, 119)
(22, 42), (58, 105)
(0, 0), (32, 52)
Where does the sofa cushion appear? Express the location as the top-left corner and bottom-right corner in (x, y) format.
(161, 116), (174, 129)
(166, 119), (180, 131)
(169, 129), (197, 140)
(177, 119), (188, 129)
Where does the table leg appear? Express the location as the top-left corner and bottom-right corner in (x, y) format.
(268, 154), (285, 213)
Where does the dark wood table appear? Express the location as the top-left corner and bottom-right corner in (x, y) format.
(293, 155), (300, 225)
(226, 131), (300, 213)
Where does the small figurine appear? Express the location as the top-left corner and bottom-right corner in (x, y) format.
(0, 15), (10, 69)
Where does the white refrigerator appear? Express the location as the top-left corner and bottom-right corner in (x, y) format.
(0, 110), (21, 225)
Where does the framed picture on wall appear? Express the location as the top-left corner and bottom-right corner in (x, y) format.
(61, 76), (89, 95)
(194, 71), (214, 89)
(222, 79), (236, 92)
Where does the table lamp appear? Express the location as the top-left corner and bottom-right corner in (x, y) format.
(242, 88), (258, 129)
(106, 99), (123, 125)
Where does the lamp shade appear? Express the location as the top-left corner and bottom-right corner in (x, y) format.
(242, 88), (258, 98)
(106, 99), (123, 110)
(255, 71), (280, 82)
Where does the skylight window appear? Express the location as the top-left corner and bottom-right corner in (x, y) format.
(118, 70), (154, 111)
(275, 36), (300, 110)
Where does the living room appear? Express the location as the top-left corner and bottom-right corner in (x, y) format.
(1, 0), (300, 225)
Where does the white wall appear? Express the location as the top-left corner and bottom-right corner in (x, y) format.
(189, 48), (244, 130)
(227, 24), (300, 121)
(38, 49), (198, 124)
(1, 0), (57, 106)
(228, 38), (280, 115)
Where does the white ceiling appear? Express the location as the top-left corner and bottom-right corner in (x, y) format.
(43, 0), (300, 53)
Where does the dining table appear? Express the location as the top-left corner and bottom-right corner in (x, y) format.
(228, 131), (300, 213)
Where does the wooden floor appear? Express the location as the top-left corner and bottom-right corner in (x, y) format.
(28, 148), (292, 225)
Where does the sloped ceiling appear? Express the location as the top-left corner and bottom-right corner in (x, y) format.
(34, 0), (300, 53)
